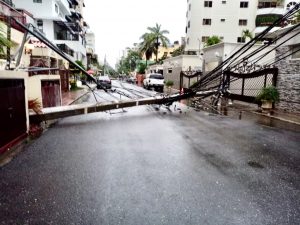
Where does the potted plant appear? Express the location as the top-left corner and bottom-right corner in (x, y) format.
(165, 80), (174, 94)
(256, 85), (279, 110)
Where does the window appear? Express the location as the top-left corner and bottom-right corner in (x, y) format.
(188, 21), (190, 28)
(203, 19), (211, 25)
(202, 36), (209, 42)
(239, 19), (247, 26)
(222, 0), (226, 4)
(237, 37), (246, 43)
(204, 1), (212, 7)
(240, 1), (248, 8)
(187, 37), (190, 45)
(221, 19), (225, 22)
(168, 68), (173, 73)
(189, 3), (191, 10)
(33, 0), (42, 3)
(37, 19), (43, 32)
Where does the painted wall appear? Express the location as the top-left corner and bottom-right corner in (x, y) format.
(185, 0), (258, 51)
(14, 0), (55, 20)
(27, 75), (61, 108)
(163, 55), (202, 89)
(203, 42), (276, 72)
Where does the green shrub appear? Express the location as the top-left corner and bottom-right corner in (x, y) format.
(256, 85), (279, 102)
(165, 80), (174, 87)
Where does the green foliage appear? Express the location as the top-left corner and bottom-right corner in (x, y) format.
(0, 26), (13, 54)
(165, 80), (174, 87)
(205, 36), (222, 47)
(242, 29), (253, 40)
(294, 11), (300, 23)
(116, 49), (142, 74)
(256, 86), (279, 102)
(139, 23), (170, 63)
(137, 62), (146, 74)
(171, 45), (184, 57)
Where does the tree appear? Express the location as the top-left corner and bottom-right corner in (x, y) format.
(116, 49), (142, 74)
(139, 23), (170, 64)
(205, 36), (221, 47)
(146, 23), (170, 63)
(294, 11), (300, 23)
(242, 29), (253, 40)
(0, 26), (12, 56)
(139, 33), (156, 67)
(171, 45), (185, 57)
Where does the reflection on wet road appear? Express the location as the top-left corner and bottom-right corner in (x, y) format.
(0, 83), (299, 225)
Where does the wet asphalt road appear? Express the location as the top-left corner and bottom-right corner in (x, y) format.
(0, 83), (300, 225)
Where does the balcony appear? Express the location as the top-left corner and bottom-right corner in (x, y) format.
(0, 1), (27, 33)
(57, 43), (74, 57)
(256, 7), (285, 16)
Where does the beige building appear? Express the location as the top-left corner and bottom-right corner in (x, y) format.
(142, 41), (181, 62)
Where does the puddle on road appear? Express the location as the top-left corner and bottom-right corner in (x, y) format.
(226, 110), (300, 132)
(189, 100), (300, 132)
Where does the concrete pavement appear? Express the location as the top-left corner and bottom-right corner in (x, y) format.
(0, 104), (299, 225)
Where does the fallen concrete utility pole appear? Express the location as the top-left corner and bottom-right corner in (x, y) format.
(29, 90), (218, 123)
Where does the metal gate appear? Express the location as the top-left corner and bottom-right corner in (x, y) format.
(224, 68), (278, 103)
(41, 80), (61, 108)
(0, 79), (27, 153)
(179, 71), (202, 91)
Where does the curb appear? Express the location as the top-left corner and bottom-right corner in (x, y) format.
(249, 110), (300, 126)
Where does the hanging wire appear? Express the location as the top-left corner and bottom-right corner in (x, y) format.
(266, 47), (300, 67)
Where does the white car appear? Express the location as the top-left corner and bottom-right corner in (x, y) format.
(143, 73), (164, 92)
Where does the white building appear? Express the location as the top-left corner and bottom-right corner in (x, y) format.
(255, 0), (300, 35)
(185, 0), (258, 52)
(14, 0), (88, 66)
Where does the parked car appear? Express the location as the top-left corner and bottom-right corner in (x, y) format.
(143, 73), (164, 92)
(126, 76), (137, 84)
(97, 75), (112, 89)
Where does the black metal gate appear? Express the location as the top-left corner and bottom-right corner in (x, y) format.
(0, 79), (27, 153)
(224, 68), (278, 103)
(179, 71), (202, 91)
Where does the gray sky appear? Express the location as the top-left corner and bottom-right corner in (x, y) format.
(84, 0), (187, 67)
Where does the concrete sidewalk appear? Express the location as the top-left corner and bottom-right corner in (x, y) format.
(227, 101), (300, 126)
(61, 85), (95, 106)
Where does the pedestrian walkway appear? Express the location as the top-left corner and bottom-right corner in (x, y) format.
(61, 85), (95, 106)
(228, 101), (300, 125)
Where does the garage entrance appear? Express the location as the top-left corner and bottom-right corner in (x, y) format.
(0, 79), (27, 153)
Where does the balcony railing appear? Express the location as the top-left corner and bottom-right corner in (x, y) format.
(57, 43), (75, 57)
(0, 1), (26, 32)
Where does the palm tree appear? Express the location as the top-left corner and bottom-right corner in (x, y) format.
(139, 23), (170, 64)
(0, 27), (12, 55)
(242, 29), (253, 40)
(139, 33), (156, 67)
(147, 23), (170, 62)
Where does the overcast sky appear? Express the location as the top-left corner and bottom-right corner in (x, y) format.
(84, 0), (187, 67)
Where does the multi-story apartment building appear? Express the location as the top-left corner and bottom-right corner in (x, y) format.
(14, 0), (88, 66)
(255, 0), (300, 35)
(185, 0), (258, 52)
